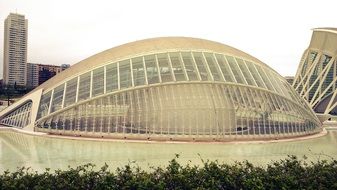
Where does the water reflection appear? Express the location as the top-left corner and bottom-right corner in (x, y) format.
(1, 130), (337, 172)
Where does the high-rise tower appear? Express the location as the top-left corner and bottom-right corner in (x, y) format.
(3, 13), (28, 86)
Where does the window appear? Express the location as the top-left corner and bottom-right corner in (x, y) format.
(157, 53), (173, 82)
(181, 52), (198, 81)
(204, 52), (223, 81)
(64, 77), (78, 107)
(225, 56), (246, 84)
(193, 52), (210, 81)
(119, 60), (132, 89)
(255, 65), (275, 91)
(78, 72), (91, 101)
(37, 91), (52, 119)
(92, 67), (104, 96)
(245, 61), (266, 88)
(50, 84), (65, 113)
(132, 57), (146, 86)
(236, 58), (256, 86)
(106, 63), (118, 92)
(144, 55), (160, 84)
(169, 52), (186, 81)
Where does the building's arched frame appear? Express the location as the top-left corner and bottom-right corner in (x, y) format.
(0, 37), (321, 141)
(293, 28), (337, 117)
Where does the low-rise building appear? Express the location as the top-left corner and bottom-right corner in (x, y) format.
(284, 76), (294, 85)
(27, 63), (70, 88)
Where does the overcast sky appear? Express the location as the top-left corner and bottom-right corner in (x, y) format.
(0, 0), (336, 79)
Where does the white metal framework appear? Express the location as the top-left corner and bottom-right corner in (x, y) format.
(0, 101), (32, 128)
(0, 37), (321, 141)
(293, 28), (337, 116)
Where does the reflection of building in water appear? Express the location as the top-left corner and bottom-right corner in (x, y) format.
(0, 131), (336, 172)
(0, 131), (42, 171)
(0, 37), (321, 141)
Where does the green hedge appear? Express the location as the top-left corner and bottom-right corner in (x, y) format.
(1, 155), (337, 189)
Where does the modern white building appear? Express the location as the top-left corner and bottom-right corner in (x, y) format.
(3, 13), (28, 86)
(0, 37), (322, 141)
(293, 28), (337, 119)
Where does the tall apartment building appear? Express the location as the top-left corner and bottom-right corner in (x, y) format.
(3, 13), (28, 86)
(27, 63), (70, 88)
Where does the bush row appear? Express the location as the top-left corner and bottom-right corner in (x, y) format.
(1, 155), (337, 189)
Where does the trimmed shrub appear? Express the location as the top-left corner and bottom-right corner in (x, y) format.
(1, 155), (337, 189)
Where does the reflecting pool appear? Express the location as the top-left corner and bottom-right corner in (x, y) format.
(1, 129), (337, 172)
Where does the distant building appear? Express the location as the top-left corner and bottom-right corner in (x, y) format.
(27, 63), (70, 88)
(61, 64), (70, 70)
(38, 64), (62, 85)
(284, 76), (294, 85)
(3, 13), (28, 86)
(27, 63), (39, 88)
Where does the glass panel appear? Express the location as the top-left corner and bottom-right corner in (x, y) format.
(50, 84), (64, 113)
(225, 56), (246, 84)
(64, 77), (78, 107)
(236, 58), (256, 86)
(214, 54), (235, 82)
(264, 70), (285, 96)
(169, 52), (186, 81)
(157, 53), (173, 82)
(131, 57), (146, 86)
(144, 54), (160, 84)
(181, 52), (198, 81)
(255, 65), (275, 91)
(192, 52), (210, 81)
(307, 54), (331, 101)
(204, 52), (223, 81)
(308, 51), (318, 66)
(37, 91), (52, 119)
(283, 80), (299, 101)
(106, 63), (118, 92)
(92, 67), (104, 97)
(245, 61), (266, 88)
(119, 60), (132, 89)
(78, 72), (91, 101)
(321, 56), (333, 94)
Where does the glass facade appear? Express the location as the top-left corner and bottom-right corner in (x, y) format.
(50, 84), (64, 113)
(78, 72), (91, 101)
(64, 77), (78, 107)
(32, 50), (320, 140)
(0, 101), (32, 128)
(293, 48), (337, 115)
(35, 83), (318, 139)
(92, 67), (104, 97)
